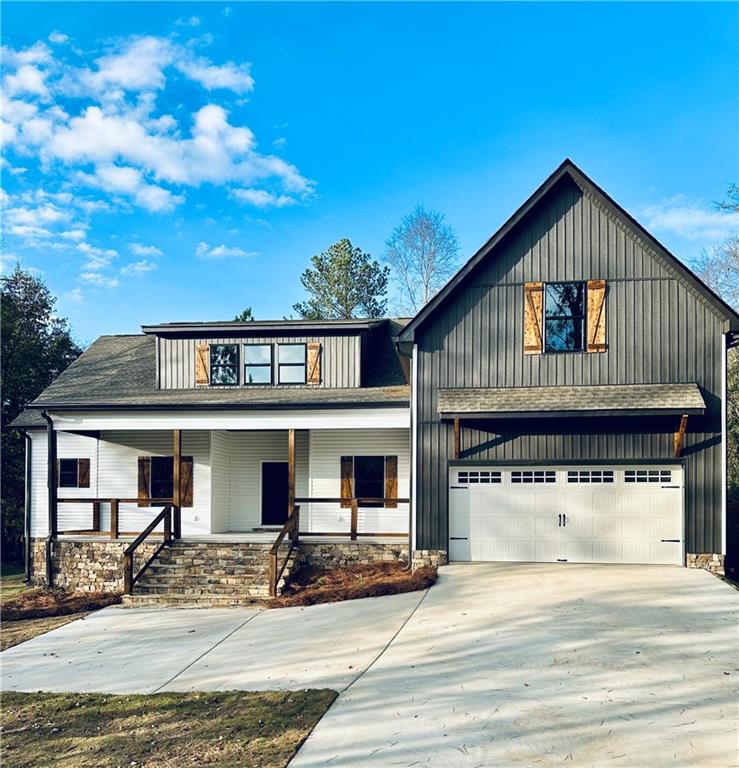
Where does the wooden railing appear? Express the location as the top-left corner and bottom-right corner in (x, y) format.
(294, 497), (410, 540)
(55, 498), (177, 539)
(123, 505), (173, 594)
(268, 505), (300, 597)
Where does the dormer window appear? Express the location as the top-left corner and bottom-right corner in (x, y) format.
(244, 344), (273, 384)
(278, 344), (307, 384)
(544, 282), (585, 353)
(210, 344), (239, 385)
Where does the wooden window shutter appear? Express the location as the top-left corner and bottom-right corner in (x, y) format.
(138, 457), (151, 507)
(307, 342), (321, 385)
(78, 458), (90, 488)
(586, 280), (607, 353)
(384, 456), (398, 509)
(180, 457), (194, 507)
(340, 456), (353, 508)
(523, 282), (544, 355)
(195, 343), (210, 385)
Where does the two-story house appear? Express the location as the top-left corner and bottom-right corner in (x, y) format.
(12, 160), (738, 601)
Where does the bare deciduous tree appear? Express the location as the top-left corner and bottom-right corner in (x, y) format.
(385, 205), (460, 314)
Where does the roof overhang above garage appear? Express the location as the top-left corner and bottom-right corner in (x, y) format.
(437, 383), (706, 420)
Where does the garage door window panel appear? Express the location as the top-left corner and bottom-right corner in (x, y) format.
(511, 470), (556, 484)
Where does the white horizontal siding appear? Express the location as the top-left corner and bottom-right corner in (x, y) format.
(210, 430), (230, 533)
(307, 428), (410, 534)
(228, 430), (308, 530)
(97, 430), (211, 535)
(30, 431), (100, 537)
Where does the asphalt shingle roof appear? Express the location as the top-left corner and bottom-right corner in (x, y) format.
(437, 383), (706, 417)
(11, 330), (410, 429)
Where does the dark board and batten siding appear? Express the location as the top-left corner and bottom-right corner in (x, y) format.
(415, 177), (726, 554)
(157, 334), (361, 389)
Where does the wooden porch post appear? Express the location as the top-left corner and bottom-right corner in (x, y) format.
(288, 428), (296, 517)
(173, 429), (182, 538)
(453, 417), (461, 461)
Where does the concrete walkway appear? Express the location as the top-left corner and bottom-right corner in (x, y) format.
(2, 564), (737, 767)
(292, 564), (739, 768)
(0, 591), (424, 694)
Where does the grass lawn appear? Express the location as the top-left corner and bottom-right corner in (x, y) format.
(1, 689), (337, 768)
(1, 566), (30, 603)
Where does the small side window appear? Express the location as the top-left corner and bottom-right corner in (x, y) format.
(59, 458), (80, 488)
(210, 344), (239, 385)
(544, 282), (585, 353)
(244, 344), (272, 384)
(278, 344), (306, 384)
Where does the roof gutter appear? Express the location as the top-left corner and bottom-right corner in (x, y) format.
(28, 400), (410, 412)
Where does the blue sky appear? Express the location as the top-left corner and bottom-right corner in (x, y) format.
(2, 2), (738, 344)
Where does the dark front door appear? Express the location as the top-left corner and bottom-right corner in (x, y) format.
(261, 462), (289, 526)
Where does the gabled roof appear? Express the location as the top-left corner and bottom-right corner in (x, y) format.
(400, 159), (739, 341)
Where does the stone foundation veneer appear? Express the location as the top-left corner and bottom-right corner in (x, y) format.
(686, 553), (725, 576)
(298, 541), (409, 569)
(411, 549), (448, 569)
(31, 538), (159, 593)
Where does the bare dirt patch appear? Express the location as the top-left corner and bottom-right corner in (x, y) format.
(1, 689), (337, 768)
(270, 561), (437, 608)
(1, 613), (92, 651)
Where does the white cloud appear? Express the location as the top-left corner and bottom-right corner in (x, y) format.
(130, 243), (163, 257)
(61, 228), (87, 241)
(232, 188), (296, 208)
(5, 202), (68, 227)
(120, 259), (157, 275)
(78, 163), (184, 212)
(175, 16), (201, 27)
(3, 64), (49, 97)
(80, 271), (120, 287)
(175, 57), (253, 93)
(65, 287), (85, 303)
(0, 42), (52, 68)
(78, 241), (118, 270)
(195, 241), (255, 259)
(222, 6), (233, 17)
(639, 197), (739, 241)
(49, 31), (69, 45)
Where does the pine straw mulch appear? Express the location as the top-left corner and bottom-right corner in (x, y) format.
(269, 561), (437, 608)
(1, 587), (122, 622)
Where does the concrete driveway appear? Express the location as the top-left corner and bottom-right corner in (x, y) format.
(3, 564), (737, 767)
(292, 564), (739, 768)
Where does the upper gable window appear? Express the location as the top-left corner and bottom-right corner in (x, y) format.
(278, 344), (307, 384)
(544, 282), (585, 353)
(210, 344), (239, 385)
(244, 344), (272, 385)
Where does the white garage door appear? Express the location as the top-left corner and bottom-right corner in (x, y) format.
(449, 466), (683, 565)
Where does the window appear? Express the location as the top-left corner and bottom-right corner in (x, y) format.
(210, 344), (239, 385)
(244, 344), (272, 384)
(457, 470), (502, 484)
(624, 469), (672, 484)
(511, 470), (556, 484)
(544, 282), (585, 352)
(278, 343), (306, 384)
(354, 456), (385, 507)
(150, 456), (175, 499)
(138, 456), (194, 506)
(58, 458), (90, 488)
(567, 470), (614, 484)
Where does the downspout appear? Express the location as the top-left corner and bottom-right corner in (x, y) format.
(40, 411), (57, 587)
(396, 339), (416, 571)
(23, 431), (32, 583)
(721, 333), (729, 556)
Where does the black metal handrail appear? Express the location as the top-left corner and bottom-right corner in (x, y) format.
(123, 505), (173, 594)
(268, 505), (300, 597)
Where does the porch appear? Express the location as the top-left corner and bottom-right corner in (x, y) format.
(34, 414), (412, 600)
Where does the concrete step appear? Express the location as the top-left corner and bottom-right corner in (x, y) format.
(122, 593), (265, 608)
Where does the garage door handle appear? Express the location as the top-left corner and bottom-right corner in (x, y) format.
(661, 539), (681, 543)
(558, 514), (562, 527)
(450, 537), (468, 541)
